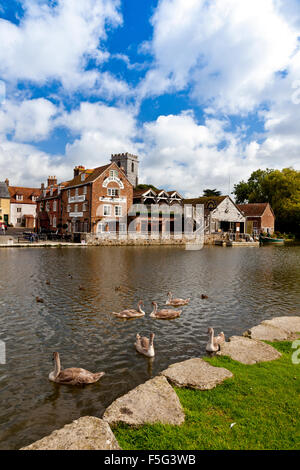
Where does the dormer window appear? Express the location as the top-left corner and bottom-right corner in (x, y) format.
(16, 195), (23, 201)
(81, 173), (85, 182)
(32, 195), (37, 202)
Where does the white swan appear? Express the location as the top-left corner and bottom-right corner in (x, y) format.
(166, 291), (190, 307)
(49, 352), (105, 385)
(112, 300), (145, 318)
(135, 333), (155, 358)
(150, 301), (182, 319)
(206, 327), (225, 352)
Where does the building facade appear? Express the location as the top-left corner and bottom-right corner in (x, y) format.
(8, 182), (40, 228)
(0, 181), (10, 226)
(237, 203), (275, 235)
(36, 177), (67, 233)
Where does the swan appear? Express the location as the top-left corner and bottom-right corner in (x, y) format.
(150, 302), (182, 319)
(135, 333), (155, 358)
(112, 300), (145, 318)
(166, 292), (190, 307)
(49, 352), (105, 385)
(206, 327), (225, 352)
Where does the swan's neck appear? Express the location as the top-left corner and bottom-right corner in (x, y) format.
(138, 303), (145, 314)
(53, 355), (61, 378)
(150, 304), (157, 317)
(148, 345), (155, 357)
(208, 331), (214, 346)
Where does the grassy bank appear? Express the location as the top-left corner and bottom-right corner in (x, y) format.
(114, 342), (300, 450)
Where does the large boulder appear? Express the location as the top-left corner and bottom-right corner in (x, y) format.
(160, 358), (233, 390)
(21, 417), (121, 450)
(217, 336), (281, 365)
(244, 323), (290, 341)
(103, 375), (185, 427)
(262, 317), (300, 336)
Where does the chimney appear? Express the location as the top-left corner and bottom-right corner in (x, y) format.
(74, 165), (85, 178)
(5, 178), (9, 187)
(41, 183), (45, 190)
(47, 176), (57, 187)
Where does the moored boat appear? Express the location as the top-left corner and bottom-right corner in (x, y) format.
(260, 236), (285, 245)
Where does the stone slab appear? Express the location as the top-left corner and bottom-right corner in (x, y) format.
(160, 358), (233, 390)
(103, 375), (185, 427)
(217, 336), (281, 365)
(262, 317), (300, 336)
(21, 417), (121, 450)
(244, 323), (290, 341)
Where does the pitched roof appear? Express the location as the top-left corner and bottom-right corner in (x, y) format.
(8, 186), (41, 204)
(0, 182), (10, 199)
(237, 203), (271, 217)
(183, 196), (227, 207)
(64, 164), (112, 189)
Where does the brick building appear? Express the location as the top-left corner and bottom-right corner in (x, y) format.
(36, 177), (68, 232)
(61, 162), (133, 236)
(237, 203), (275, 235)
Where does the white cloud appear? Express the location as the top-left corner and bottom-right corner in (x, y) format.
(140, 0), (299, 114)
(0, 98), (57, 141)
(0, 0), (123, 92)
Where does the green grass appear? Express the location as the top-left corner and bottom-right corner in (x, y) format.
(114, 342), (300, 450)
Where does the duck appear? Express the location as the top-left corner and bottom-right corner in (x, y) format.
(201, 294), (208, 299)
(49, 352), (105, 385)
(68, 274), (73, 279)
(135, 333), (155, 358)
(166, 292), (190, 307)
(46, 280), (51, 285)
(150, 302), (182, 319)
(79, 285), (86, 291)
(112, 300), (146, 318)
(206, 327), (225, 352)
(36, 296), (44, 303)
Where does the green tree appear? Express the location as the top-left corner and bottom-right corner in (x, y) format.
(233, 168), (300, 235)
(202, 189), (222, 197)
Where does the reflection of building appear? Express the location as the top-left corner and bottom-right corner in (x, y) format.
(0, 181), (10, 225)
(184, 196), (245, 235)
(237, 203), (275, 235)
(8, 181), (40, 228)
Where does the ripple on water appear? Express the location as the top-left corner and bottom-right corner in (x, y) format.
(0, 245), (300, 449)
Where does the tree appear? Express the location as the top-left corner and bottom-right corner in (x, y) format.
(135, 184), (159, 192)
(202, 189), (222, 197)
(233, 168), (300, 235)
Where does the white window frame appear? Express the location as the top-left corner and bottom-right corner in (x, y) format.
(53, 201), (57, 211)
(114, 205), (122, 217)
(75, 204), (78, 212)
(108, 188), (119, 197)
(17, 207), (22, 213)
(109, 170), (118, 179)
(75, 187), (79, 196)
(83, 185), (87, 195)
(53, 216), (56, 228)
(119, 223), (127, 232)
(16, 195), (23, 201)
(103, 205), (111, 216)
(67, 205), (71, 213)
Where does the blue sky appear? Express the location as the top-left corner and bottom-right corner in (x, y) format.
(0, 0), (300, 197)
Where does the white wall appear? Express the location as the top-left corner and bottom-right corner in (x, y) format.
(10, 203), (37, 227)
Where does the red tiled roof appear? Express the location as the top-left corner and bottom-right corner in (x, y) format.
(9, 186), (41, 204)
(237, 203), (270, 217)
(64, 164), (111, 189)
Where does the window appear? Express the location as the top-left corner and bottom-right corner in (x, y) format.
(50, 187), (53, 196)
(108, 188), (119, 197)
(103, 205), (111, 216)
(67, 205), (71, 213)
(83, 186), (87, 195)
(46, 202), (50, 212)
(131, 162), (134, 173)
(53, 216), (56, 228)
(109, 170), (118, 178)
(68, 190), (70, 198)
(75, 188), (79, 196)
(75, 204), (78, 212)
(32, 195), (37, 201)
(16, 195), (23, 201)
(17, 218), (22, 224)
(119, 223), (126, 232)
(53, 201), (57, 211)
(82, 203), (88, 212)
(115, 206), (122, 217)
(97, 223), (106, 233)
(17, 208), (22, 213)
(81, 173), (85, 182)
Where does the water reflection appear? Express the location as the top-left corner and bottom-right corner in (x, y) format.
(0, 245), (300, 449)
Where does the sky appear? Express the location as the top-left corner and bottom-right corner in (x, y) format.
(0, 0), (300, 197)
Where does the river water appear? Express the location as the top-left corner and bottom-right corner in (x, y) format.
(0, 245), (299, 449)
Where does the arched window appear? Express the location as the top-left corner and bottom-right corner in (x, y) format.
(117, 161), (121, 168)
(131, 162), (134, 173)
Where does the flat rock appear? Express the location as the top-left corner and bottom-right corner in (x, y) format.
(160, 358), (233, 390)
(21, 417), (121, 450)
(262, 316), (300, 336)
(244, 323), (290, 341)
(217, 336), (281, 365)
(103, 375), (185, 427)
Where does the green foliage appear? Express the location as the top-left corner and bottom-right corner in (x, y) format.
(202, 189), (222, 197)
(135, 184), (159, 192)
(233, 168), (300, 235)
(114, 342), (300, 450)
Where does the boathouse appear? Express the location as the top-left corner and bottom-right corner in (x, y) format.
(237, 203), (275, 235)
